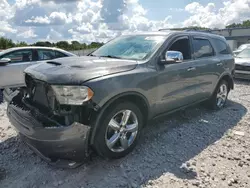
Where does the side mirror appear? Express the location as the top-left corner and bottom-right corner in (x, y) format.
(0, 58), (11, 65)
(159, 51), (183, 65)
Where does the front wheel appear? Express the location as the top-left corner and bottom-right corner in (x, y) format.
(93, 102), (143, 159)
(206, 80), (229, 110)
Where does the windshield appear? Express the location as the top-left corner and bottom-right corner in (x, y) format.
(237, 48), (250, 58)
(238, 44), (250, 51)
(91, 35), (167, 60)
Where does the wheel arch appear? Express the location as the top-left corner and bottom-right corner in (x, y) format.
(219, 73), (234, 90)
(89, 91), (150, 145)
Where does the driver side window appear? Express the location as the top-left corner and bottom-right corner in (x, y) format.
(168, 37), (192, 60)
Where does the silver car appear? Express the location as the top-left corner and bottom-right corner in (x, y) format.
(0, 46), (76, 89)
(234, 48), (250, 79)
(233, 44), (250, 56)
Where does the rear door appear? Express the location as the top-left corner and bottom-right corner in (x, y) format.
(211, 38), (234, 75)
(0, 49), (33, 88)
(191, 36), (221, 100)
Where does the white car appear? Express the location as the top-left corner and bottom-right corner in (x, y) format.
(233, 44), (250, 56)
(234, 48), (250, 79)
(0, 46), (76, 103)
(0, 46), (76, 89)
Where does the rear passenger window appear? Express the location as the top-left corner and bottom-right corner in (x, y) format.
(37, 50), (56, 60)
(213, 39), (231, 54)
(193, 38), (214, 58)
(55, 51), (67, 58)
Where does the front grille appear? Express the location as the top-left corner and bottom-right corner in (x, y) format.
(235, 64), (250, 71)
(25, 74), (56, 112)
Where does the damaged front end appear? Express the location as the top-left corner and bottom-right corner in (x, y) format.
(6, 75), (97, 168)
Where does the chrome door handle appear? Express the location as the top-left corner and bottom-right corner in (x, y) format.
(217, 63), (223, 66)
(187, 67), (196, 71)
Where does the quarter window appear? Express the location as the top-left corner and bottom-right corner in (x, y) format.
(55, 51), (67, 58)
(2, 50), (32, 63)
(213, 39), (231, 54)
(193, 38), (214, 58)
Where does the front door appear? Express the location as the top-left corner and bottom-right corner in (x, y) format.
(154, 35), (201, 115)
(0, 49), (33, 88)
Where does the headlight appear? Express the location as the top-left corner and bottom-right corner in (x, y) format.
(51, 85), (94, 105)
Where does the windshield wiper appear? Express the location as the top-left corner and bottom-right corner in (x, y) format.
(99, 55), (122, 59)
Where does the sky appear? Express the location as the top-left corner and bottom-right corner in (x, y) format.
(1, 0), (250, 44)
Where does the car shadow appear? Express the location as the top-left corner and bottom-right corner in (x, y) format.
(0, 100), (247, 188)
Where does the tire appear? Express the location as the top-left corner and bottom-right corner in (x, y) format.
(0, 89), (3, 104)
(93, 102), (143, 159)
(206, 80), (229, 110)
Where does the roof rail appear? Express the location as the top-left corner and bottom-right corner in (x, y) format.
(185, 29), (212, 33)
(159, 28), (213, 33)
(158, 28), (182, 31)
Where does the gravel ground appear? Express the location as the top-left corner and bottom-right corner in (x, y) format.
(1, 81), (250, 188)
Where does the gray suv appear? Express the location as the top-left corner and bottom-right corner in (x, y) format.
(6, 31), (234, 166)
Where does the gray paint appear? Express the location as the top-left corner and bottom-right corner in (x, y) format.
(24, 31), (234, 119)
(24, 56), (138, 85)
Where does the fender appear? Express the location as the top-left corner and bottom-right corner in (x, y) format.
(89, 91), (150, 145)
(213, 72), (234, 94)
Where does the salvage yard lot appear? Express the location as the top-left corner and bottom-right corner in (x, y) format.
(1, 80), (250, 188)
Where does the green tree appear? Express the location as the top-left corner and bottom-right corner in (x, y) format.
(226, 20), (250, 28)
(33, 41), (49, 47)
(15, 41), (28, 47)
(0, 36), (103, 51)
(56, 41), (70, 50)
(0, 37), (15, 49)
(71, 41), (82, 50)
(88, 42), (104, 49)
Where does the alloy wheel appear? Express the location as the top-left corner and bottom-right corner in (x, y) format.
(216, 83), (228, 108)
(105, 110), (138, 152)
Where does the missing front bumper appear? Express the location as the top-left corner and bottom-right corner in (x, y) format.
(7, 96), (91, 166)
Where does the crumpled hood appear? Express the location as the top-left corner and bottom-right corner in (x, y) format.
(235, 57), (250, 66)
(24, 56), (138, 85)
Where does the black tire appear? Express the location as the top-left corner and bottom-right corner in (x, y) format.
(93, 102), (143, 159)
(0, 89), (3, 104)
(206, 80), (229, 110)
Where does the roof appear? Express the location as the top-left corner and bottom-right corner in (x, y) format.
(123, 30), (225, 39)
(0, 46), (76, 56)
(4, 46), (64, 51)
(123, 31), (175, 36)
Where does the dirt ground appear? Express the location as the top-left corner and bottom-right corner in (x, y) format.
(1, 80), (250, 188)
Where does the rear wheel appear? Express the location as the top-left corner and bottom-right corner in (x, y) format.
(93, 102), (143, 159)
(206, 80), (229, 110)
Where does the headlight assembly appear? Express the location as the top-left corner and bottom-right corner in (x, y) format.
(51, 85), (94, 105)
